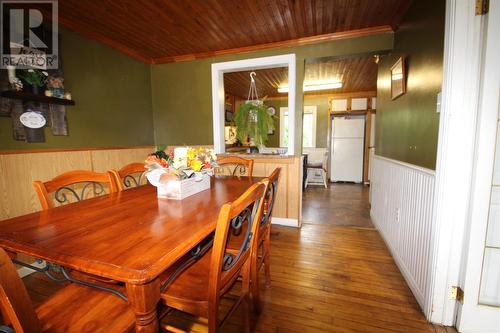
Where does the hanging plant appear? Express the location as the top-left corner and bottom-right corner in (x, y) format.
(234, 99), (274, 147)
(233, 72), (275, 148)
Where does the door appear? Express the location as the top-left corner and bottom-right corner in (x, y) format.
(456, 1), (500, 331)
(330, 116), (365, 182)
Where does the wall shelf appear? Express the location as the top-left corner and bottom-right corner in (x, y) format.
(0, 91), (75, 106)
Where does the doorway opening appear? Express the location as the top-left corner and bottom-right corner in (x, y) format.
(299, 54), (378, 227)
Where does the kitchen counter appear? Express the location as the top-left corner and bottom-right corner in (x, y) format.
(217, 152), (294, 159)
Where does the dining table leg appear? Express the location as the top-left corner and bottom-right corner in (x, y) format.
(126, 278), (161, 333)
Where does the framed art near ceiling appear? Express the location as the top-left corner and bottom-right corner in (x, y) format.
(390, 56), (406, 100)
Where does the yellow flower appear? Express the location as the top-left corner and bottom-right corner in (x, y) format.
(187, 148), (196, 161)
(190, 159), (203, 172)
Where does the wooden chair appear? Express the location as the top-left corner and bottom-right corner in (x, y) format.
(32, 170), (118, 284)
(0, 248), (134, 333)
(33, 170), (118, 210)
(110, 162), (147, 191)
(250, 168), (281, 311)
(159, 180), (267, 333)
(215, 156), (254, 177)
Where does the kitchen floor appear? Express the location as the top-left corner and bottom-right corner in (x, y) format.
(302, 183), (374, 228)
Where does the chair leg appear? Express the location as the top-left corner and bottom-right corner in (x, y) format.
(263, 228), (271, 287)
(249, 254), (260, 314)
(242, 293), (251, 333)
(207, 299), (218, 333)
(322, 169), (328, 188)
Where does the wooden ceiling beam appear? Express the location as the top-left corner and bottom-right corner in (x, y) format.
(152, 25), (393, 64)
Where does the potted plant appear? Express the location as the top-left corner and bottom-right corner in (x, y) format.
(234, 99), (275, 152)
(17, 69), (48, 95)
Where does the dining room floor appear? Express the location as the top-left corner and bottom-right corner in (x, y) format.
(22, 183), (456, 333)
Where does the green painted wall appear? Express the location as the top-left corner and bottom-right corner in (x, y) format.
(305, 96), (330, 148)
(0, 29), (154, 150)
(375, 0), (445, 169)
(151, 33), (393, 154)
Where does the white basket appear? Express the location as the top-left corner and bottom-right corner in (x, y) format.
(146, 169), (211, 200)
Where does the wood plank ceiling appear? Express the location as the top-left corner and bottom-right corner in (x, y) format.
(224, 55), (378, 98)
(57, 0), (412, 63)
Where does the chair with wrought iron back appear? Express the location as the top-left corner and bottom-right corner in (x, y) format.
(159, 180), (268, 333)
(110, 162), (147, 191)
(0, 248), (134, 333)
(33, 170), (118, 210)
(215, 156), (254, 177)
(250, 167), (281, 310)
(31, 170), (119, 285)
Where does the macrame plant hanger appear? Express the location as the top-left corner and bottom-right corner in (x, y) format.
(246, 71), (260, 103)
(246, 71), (262, 123)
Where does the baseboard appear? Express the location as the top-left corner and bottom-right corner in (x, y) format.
(16, 260), (45, 278)
(272, 217), (299, 227)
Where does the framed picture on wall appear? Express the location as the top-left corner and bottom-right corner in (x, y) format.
(390, 56), (406, 100)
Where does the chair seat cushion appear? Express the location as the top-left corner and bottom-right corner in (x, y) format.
(36, 283), (134, 333)
(160, 249), (213, 317)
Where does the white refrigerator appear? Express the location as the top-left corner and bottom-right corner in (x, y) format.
(330, 115), (365, 183)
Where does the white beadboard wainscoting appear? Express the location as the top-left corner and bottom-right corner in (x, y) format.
(370, 154), (436, 316)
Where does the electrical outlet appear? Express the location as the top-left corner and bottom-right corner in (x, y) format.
(395, 208), (401, 222)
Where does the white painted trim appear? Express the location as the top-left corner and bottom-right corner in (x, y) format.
(271, 217), (299, 227)
(211, 54), (296, 155)
(373, 154), (435, 176)
(429, 0), (486, 325)
(16, 260), (46, 278)
(456, 0), (500, 330)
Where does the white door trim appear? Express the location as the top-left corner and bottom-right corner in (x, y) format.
(456, 0), (500, 330)
(429, 0), (487, 325)
(211, 54), (296, 155)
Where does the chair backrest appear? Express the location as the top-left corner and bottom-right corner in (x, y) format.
(261, 168), (281, 229)
(33, 170), (117, 210)
(215, 156), (254, 177)
(208, 180), (267, 305)
(0, 248), (41, 333)
(110, 162), (147, 191)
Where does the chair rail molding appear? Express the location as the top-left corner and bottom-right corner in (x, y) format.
(370, 154), (436, 315)
(429, 0), (487, 325)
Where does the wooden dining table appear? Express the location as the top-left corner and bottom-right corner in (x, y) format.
(0, 176), (261, 333)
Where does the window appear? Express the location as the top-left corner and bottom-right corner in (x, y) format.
(280, 106), (317, 148)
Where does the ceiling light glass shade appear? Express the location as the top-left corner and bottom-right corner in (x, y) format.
(277, 82), (342, 93)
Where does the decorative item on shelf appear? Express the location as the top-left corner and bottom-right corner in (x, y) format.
(17, 68), (48, 95)
(10, 78), (23, 91)
(19, 108), (46, 129)
(45, 90), (53, 97)
(64, 92), (72, 100)
(46, 73), (65, 98)
(234, 72), (275, 153)
(144, 146), (218, 200)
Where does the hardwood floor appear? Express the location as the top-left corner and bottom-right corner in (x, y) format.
(21, 184), (457, 332)
(302, 183), (374, 228)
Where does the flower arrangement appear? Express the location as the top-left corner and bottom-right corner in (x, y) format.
(145, 146), (217, 181)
